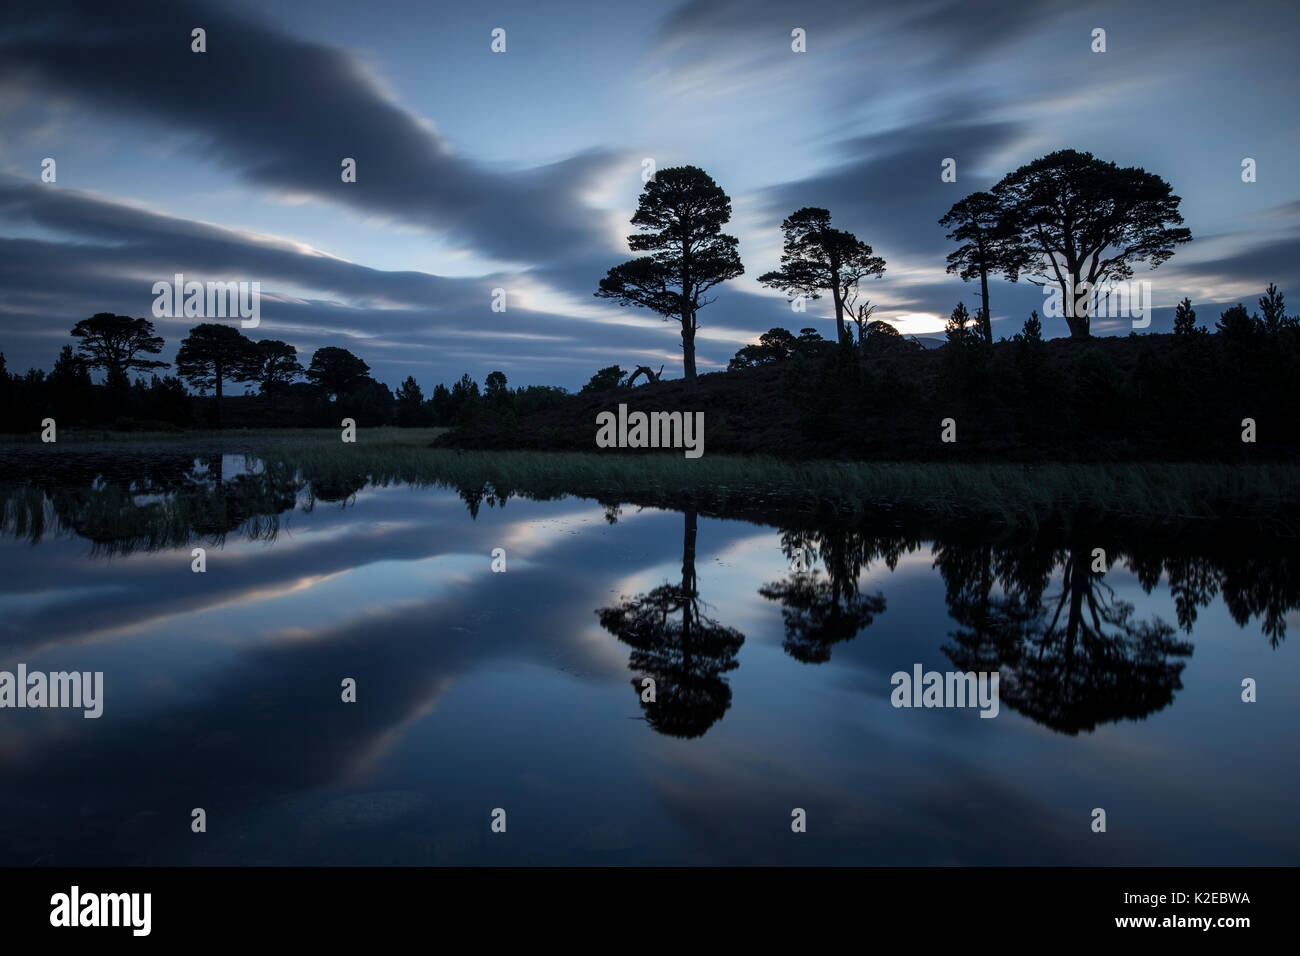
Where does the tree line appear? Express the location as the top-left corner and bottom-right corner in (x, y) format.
(2, 148), (1290, 436)
(595, 148), (1194, 391)
(0, 315), (567, 432)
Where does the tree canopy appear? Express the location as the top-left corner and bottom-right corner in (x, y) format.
(70, 313), (168, 387)
(759, 207), (886, 346)
(939, 191), (1023, 345)
(595, 166), (743, 393)
(306, 346), (371, 399)
(175, 323), (256, 400)
(991, 149), (1191, 339)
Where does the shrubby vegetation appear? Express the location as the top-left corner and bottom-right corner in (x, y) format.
(440, 280), (1300, 462)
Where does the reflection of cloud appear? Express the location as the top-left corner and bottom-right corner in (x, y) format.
(0, 491), (682, 863)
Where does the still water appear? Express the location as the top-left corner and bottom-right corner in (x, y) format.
(0, 451), (1296, 865)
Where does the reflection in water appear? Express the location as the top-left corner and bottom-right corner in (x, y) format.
(758, 527), (895, 663)
(1, 452), (301, 555)
(0, 455), (1294, 741)
(1128, 546), (1298, 650)
(596, 509), (745, 739)
(0, 452), (1297, 864)
(936, 540), (1193, 734)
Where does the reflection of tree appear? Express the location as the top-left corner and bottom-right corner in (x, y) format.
(597, 509), (744, 738)
(1219, 555), (1297, 649)
(305, 471), (369, 508)
(1128, 540), (1296, 648)
(757, 527), (894, 663)
(940, 542), (1193, 735)
(453, 483), (510, 520)
(0, 452), (302, 556)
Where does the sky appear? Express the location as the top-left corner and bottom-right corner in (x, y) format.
(1, 0), (1297, 392)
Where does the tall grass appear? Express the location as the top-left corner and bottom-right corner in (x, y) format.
(6, 428), (1295, 526)
(257, 439), (1300, 526)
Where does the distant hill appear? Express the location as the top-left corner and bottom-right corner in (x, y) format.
(908, 335), (946, 350)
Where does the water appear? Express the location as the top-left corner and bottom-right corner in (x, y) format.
(0, 451), (1296, 865)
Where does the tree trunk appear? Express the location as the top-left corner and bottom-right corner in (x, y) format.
(680, 508), (699, 647)
(979, 267), (992, 345)
(1065, 315), (1091, 339)
(829, 260), (849, 345)
(831, 283), (848, 345)
(1065, 272), (1090, 339)
(681, 318), (698, 394)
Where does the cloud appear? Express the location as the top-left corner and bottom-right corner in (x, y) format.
(0, 0), (621, 265)
(760, 113), (1028, 260)
(0, 178), (716, 386)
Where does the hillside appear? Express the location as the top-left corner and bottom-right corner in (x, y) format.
(436, 331), (1299, 462)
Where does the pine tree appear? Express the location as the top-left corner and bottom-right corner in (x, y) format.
(1172, 297), (1200, 336)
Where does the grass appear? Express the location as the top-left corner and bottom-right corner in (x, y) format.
(5, 428), (1297, 527)
(261, 440), (1300, 526)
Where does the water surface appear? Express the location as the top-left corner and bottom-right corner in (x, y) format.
(0, 451), (1295, 865)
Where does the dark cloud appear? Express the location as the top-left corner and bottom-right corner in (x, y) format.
(760, 113), (1027, 261)
(656, 0), (1064, 99)
(0, 0), (620, 265)
(1183, 237), (1300, 294)
(0, 179), (483, 309)
(0, 180), (707, 388)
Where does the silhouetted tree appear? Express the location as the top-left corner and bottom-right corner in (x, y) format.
(70, 313), (167, 387)
(1172, 297), (1201, 336)
(46, 345), (94, 421)
(846, 297), (879, 349)
(425, 382), (452, 425)
(759, 207), (886, 346)
(246, 339), (303, 406)
(580, 365), (625, 393)
(729, 327), (796, 369)
(306, 346), (370, 399)
(484, 371), (508, 398)
(992, 150), (1192, 339)
(869, 320), (897, 337)
(596, 166), (743, 393)
(939, 190), (1023, 345)
(338, 376), (395, 426)
(794, 326), (830, 357)
(1015, 310), (1044, 344)
(945, 302), (977, 348)
(395, 376), (425, 426)
(1215, 303), (1255, 344)
(1258, 282), (1286, 334)
(448, 373), (481, 427)
(175, 323), (256, 405)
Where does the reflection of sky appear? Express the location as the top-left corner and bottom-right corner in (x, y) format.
(0, 481), (1296, 864)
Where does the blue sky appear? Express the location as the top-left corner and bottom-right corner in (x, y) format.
(1, 0), (1297, 391)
